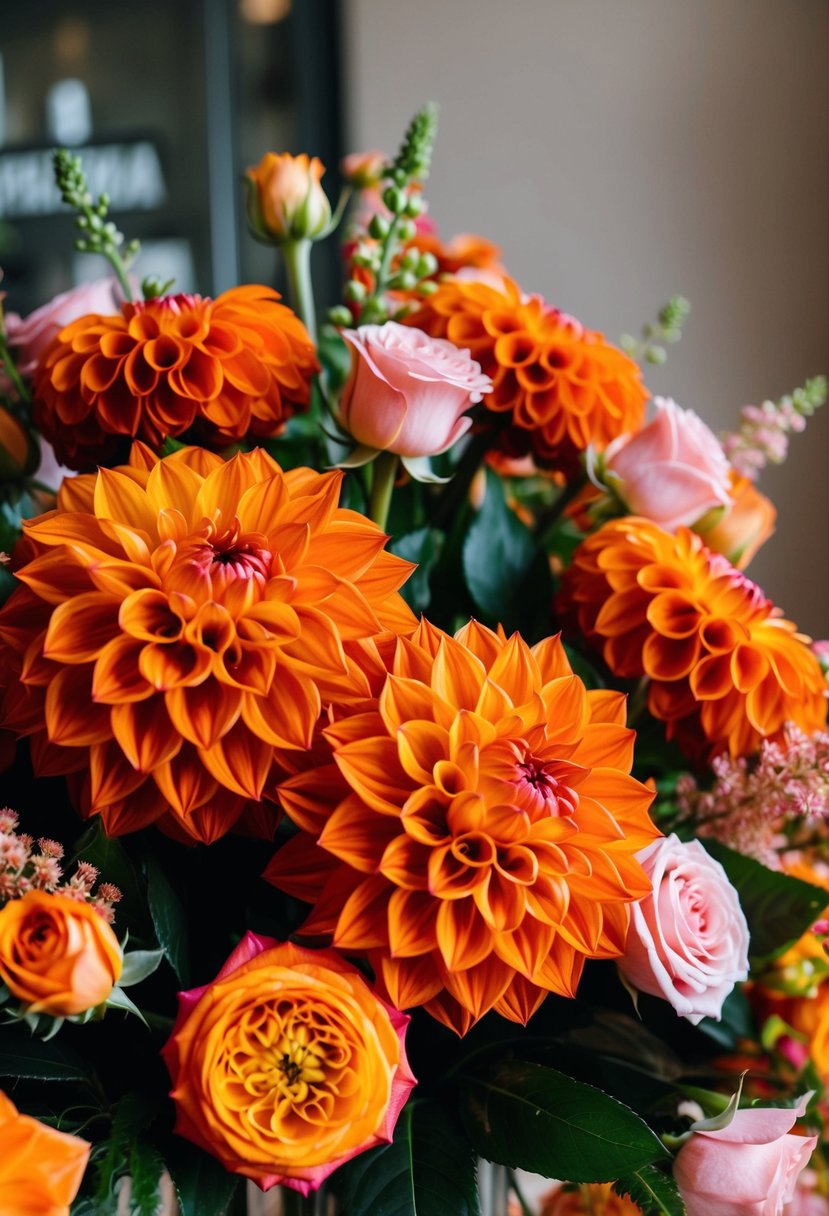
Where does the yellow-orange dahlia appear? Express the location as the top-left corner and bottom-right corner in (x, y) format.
(265, 619), (658, 1035)
(32, 286), (318, 471)
(0, 445), (414, 843)
(406, 277), (648, 471)
(558, 518), (827, 761)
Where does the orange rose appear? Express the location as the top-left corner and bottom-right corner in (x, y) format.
(0, 890), (122, 1015)
(0, 1088), (90, 1214)
(696, 472), (776, 569)
(245, 152), (331, 242)
(162, 934), (416, 1195)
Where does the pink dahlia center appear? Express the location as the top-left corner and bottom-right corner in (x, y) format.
(187, 520), (273, 590)
(513, 755), (578, 818)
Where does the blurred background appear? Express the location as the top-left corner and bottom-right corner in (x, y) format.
(1, 0), (827, 631)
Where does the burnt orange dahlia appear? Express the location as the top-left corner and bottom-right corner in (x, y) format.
(265, 619), (658, 1035)
(0, 445), (414, 843)
(406, 277), (647, 471)
(559, 518), (827, 761)
(32, 286), (318, 470)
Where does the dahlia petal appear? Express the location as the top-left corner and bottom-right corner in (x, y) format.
(585, 687), (628, 726)
(493, 973), (550, 1024)
(530, 633), (573, 681)
(473, 869), (527, 933)
(276, 765), (346, 835)
(492, 918), (556, 980)
(46, 666), (111, 746)
(689, 652), (734, 700)
(642, 633), (701, 681)
(442, 954), (513, 1023)
(240, 669), (320, 750)
(145, 459), (205, 521)
(43, 593), (121, 663)
(319, 797), (397, 872)
(165, 683), (242, 750)
(573, 722), (634, 769)
(379, 954), (445, 1011)
(88, 740), (147, 808)
(119, 588), (184, 643)
(436, 897), (493, 972)
(334, 737), (412, 816)
(30, 730), (88, 776)
(153, 747), (218, 816)
(111, 698), (182, 773)
(431, 637), (487, 710)
(199, 721), (274, 799)
(533, 939), (585, 998)
(261, 833), (337, 903)
(99, 783), (168, 836)
(595, 588), (651, 636)
(168, 789), (247, 845)
(730, 643), (770, 694)
(94, 467), (158, 536)
(396, 720), (449, 784)
(236, 475), (290, 535)
(487, 634), (539, 706)
(646, 591), (703, 639)
(334, 875), (392, 950)
(385, 890), (441, 963)
(139, 641), (213, 691)
(93, 635), (154, 703)
(379, 834), (432, 890)
(380, 675), (450, 736)
(14, 548), (96, 604)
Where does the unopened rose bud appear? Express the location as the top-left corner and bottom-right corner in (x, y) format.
(341, 149), (387, 189)
(245, 152), (331, 243)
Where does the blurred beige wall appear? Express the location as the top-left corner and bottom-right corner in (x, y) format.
(343, 0), (829, 636)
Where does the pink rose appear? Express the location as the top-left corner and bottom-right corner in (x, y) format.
(674, 1096), (818, 1216)
(338, 321), (491, 457)
(5, 279), (126, 377)
(602, 397), (732, 530)
(619, 835), (749, 1024)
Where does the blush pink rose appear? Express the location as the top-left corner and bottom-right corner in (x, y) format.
(4, 279), (127, 377)
(338, 321), (492, 457)
(602, 396), (732, 530)
(618, 835), (749, 1024)
(674, 1096), (818, 1216)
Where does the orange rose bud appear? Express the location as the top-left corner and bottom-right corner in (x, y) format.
(245, 152), (331, 243)
(0, 1089), (90, 1214)
(341, 148), (387, 189)
(0, 889), (122, 1015)
(162, 934), (415, 1195)
(0, 404), (34, 478)
(695, 472), (776, 570)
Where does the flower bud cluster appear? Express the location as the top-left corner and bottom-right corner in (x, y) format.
(677, 723), (829, 868)
(722, 376), (827, 479)
(0, 809), (121, 922)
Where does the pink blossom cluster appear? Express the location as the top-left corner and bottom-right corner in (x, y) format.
(677, 725), (829, 868)
(0, 808), (121, 922)
(722, 399), (806, 478)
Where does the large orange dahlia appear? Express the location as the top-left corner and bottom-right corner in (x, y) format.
(32, 286), (318, 470)
(406, 277), (648, 471)
(265, 619), (659, 1035)
(558, 518), (827, 761)
(0, 445), (414, 843)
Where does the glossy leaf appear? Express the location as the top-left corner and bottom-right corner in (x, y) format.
(144, 854), (190, 985)
(0, 1026), (91, 1082)
(166, 1141), (240, 1216)
(391, 527), (444, 612)
(336, 1101), (480, 1216)
(461, 1061), (667, 1181)
(614, 1166), (686, 1216)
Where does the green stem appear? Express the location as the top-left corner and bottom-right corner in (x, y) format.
(508, 1169), (535, 1216)
(0, 337), (31, 407)
(103, 250), (134, 303)
(369, 450), (398, 532)
(282, 239), (317, 345)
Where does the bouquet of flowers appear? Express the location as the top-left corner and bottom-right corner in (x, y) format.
(0, 104), (827, 1216)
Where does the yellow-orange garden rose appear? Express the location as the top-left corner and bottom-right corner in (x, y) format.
(32, 286), (318, 471)
(406, 276), (648, 473)
(0, 889), (122, 1015)
(162, 933), (415, 1195)
(266, 619), (659, 1035)
(0, 445), (415, 843)
(537, 1184), (643, 1216)
(0, 1088), (90, 1214)
(696, 472), (777, 570)
(245, 153), (331, 242)
(558, 517), (827, 761)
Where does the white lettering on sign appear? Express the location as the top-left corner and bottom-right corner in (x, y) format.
(0, 142), (167, 219)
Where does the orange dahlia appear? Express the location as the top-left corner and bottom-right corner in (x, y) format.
(406, 277), (648, 471)
(559, 518), (827, 761)
(0, 445), (414, 843)
(265, 619), (658, 1035)
(32, 286), (318, 471)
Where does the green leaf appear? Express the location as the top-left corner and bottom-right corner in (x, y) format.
(166, 1141), (240, 1216)
(461, 1061), (667, 1181)
(144, 854), (190, 985)
(463, 469), (546, 628)
(119, 949), (165, 989)
(128, 1139), (165, 1216)
(390, 527), (444, 612)
(697, 986), (755, 1049)
(336, 1101), (480, 1216)
(95, 1093), (157, 1212)
(613, 1166), (686, 1216)
(701, 839), (827, 964)
(0, 1026), (91, 1082)
(105, 986), (149, 1027)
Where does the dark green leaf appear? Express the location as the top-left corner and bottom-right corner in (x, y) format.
(390, 527), (444, 612)
(166, 1141), (240, 1216)
(461, 1061), (667, 1181)
(697, 985), (755, 1049)
(614, 1166), (686, 1216)
(119, 949), (165, 988)
(144, 854), (190, 985)
(129, 1139), (165, 1216)
(336, 1101), (480, 1216)
(701, 839), (827, 964)
(0, 1026), (91, 1082)
(463, 469), (544, 628)
(95, 1093), (156, 1212)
